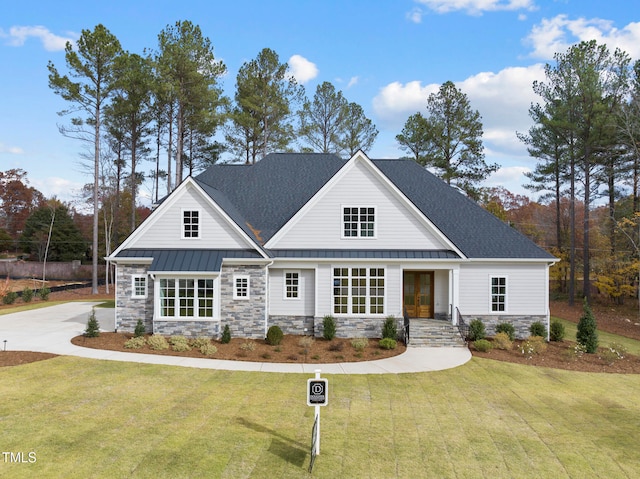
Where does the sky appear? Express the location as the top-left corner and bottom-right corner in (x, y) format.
(1, 0), (639, 209)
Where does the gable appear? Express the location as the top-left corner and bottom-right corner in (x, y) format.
(112, 179), (261, 254)
(265, 153), (456, 251)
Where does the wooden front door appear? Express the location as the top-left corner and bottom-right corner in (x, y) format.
(403, 271), (434, 318)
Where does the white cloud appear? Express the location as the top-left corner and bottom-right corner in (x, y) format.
(0, 25), (74, 51)
(526, 15), (640, 60)
(414, 0), (536, 16)
(347, 76), (359, 88)
(372, 80), (439, 128)
(482, 165), (532, 196)
(31, 177), (83, 201)
(406, 7), (424, 23)
(287, 54), (318, 84)
(0, 143), (24, 154)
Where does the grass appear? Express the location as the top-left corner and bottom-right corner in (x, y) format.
(0, 299), (113, 316)
(554, 317), (640, 355)
(1, 356), (640, 478)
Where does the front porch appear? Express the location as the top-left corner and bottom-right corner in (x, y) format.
(404, 317), (467, 348)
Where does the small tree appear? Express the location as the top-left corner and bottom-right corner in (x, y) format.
(322, 315), (337, 340)
(84, 308), (101, 337)
(382, 316), (398, 340)
(220, 324), (231, 344)
(576, 297), (598, 353)
(134, 319), (146, 338)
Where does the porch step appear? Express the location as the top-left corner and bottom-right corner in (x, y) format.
(408, 319), (467, 348)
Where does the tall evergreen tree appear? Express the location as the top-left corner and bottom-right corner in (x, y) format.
(298, 81), (348, 154)
(47, 24), (122, 294)
(339, 102), (379, 157)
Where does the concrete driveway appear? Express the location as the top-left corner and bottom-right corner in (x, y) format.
(0, 302), (471, 374)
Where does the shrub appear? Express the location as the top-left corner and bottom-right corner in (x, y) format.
(550, 319), (565, 342)
(473, 339), (493, 352)
(379, 337), (397, 350)
(22, 287), (34, 303)
(323, 315), (337, 340)
(493, 332), (512, 350)
(382, 316), (398, 340)
(84, 308), (100, 337)
(299, 336), (314, 351)
(577, 297), (598, 353)
(467, 319), (486, 341)
(190, 337), (211, 349)
(148, 335), (169, 350)
(124, 336), (146, 349)
(530, 321), (547, 338)
(200, 343), (218, 356)
(520, 336), (547, 358)
(170, 335), (191, 352)
(351, 338), (368, 351)
(38, 287), (50, 301)
(495, 322), (515, 341)
(2, 291), (17, 305)
(220, 325), (231, 344)
(266, 325), (284, 346)
(240, 341), (256, 351)
(134, 319), (146, 338)
(600, 342), (627, 365)
(328, 341), (343, 352)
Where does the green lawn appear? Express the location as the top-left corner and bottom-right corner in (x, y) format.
(554, 317), (640, 355)
(1, 356), (640, 478)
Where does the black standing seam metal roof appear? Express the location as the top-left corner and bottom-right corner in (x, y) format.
(115, 249), (265, 272)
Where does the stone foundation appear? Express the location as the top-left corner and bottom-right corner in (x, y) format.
(313, 316), (391, 339)
(465, 315), (548, 339)
(219, 265), (267, 339)
(153, 321), (221, 338)
(268, 315), (314, 336)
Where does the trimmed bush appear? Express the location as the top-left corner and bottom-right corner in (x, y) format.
(351, 338), (368, 351)
(200, 343), (218, 356)
(134, 319), (146, 338)
(190, 337), (211, 349)
(379, 337), (397, 350)
(170, 336), (191, 352)
(2, 291), (17, 305)
(323, 315), (337, 340)
(84, 308), (100, 337)
(266, 325), (284, 346)
(124, 336), (146, 349)
(577, 297), (598, 353)
(382, 316), (398, 340)
(240, 341), (256, 351)
(495, 322), (515, 341)
(530, 321), (547, 338)
(520, 335), (547, 358)
(493, 332), (513, 350)
(38, 287), (50, 301)
(467, 319), (486, 341)
(220, 325), (231, 344)
(148, 335), (169, 350)
(22, 287), (34, 303)
(550, 319), (565, 342)
(473, 339), (493, 352)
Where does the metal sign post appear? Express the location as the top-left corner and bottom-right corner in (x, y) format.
(307, 369), (328, 471)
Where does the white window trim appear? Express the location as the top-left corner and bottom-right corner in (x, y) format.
(283, 270), (300, 301)
(489, 275), (508, 314)
(233, 275), (250, 300)
(332, 266), (386, 316)
(131, 274), (147, 299)
(154, 276), (219, 321)
(181, 208), (202, 240)
(341, 205), (377, 239)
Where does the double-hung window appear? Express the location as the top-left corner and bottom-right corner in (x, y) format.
(234, 275), (250, 299)
(131, 275), (147, 298)
(343, 207), (375, 238)
(159, 278), (214, 318)
(333, 267), (385, 315)
(284, 271), (299, 299)
(183, 210), (200, 238)
(491, 276), (507, 312)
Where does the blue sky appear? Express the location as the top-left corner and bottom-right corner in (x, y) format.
(1, 0), (639, 207)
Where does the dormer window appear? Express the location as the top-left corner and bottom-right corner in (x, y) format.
(343, 207), (375, 238)
(183, 210), (200, 238)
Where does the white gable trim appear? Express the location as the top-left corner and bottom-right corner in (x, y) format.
(109, 177), (268, 259)
(265, 150), (466, 258)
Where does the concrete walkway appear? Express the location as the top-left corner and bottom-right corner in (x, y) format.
(0, 302), (471, 374)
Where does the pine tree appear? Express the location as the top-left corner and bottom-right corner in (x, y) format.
(84, 308), (101, 338)
(576, 297), (598, 353)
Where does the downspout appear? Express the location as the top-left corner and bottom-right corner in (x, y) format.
(264, 261), (274, 337)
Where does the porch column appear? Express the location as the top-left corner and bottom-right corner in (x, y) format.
(449, 268), (460, 325)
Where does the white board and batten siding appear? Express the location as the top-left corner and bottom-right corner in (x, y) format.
(267, 159), (448, 250)
(129, 183), (248, 250)
(458, 263), (548, 315)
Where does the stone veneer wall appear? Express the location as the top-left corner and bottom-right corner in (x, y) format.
(220, 264), (266, 339)
(313, 316), (392, 339)
(153, 321), (220, 337)
(116, 264), (154, 333)
(467, 314), (548, 339)
(268, 315), (314, 336)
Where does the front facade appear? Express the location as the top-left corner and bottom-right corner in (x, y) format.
(108, 151), (556, 340)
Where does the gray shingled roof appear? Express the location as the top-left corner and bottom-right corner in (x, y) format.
(193, 153), (553, 260)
